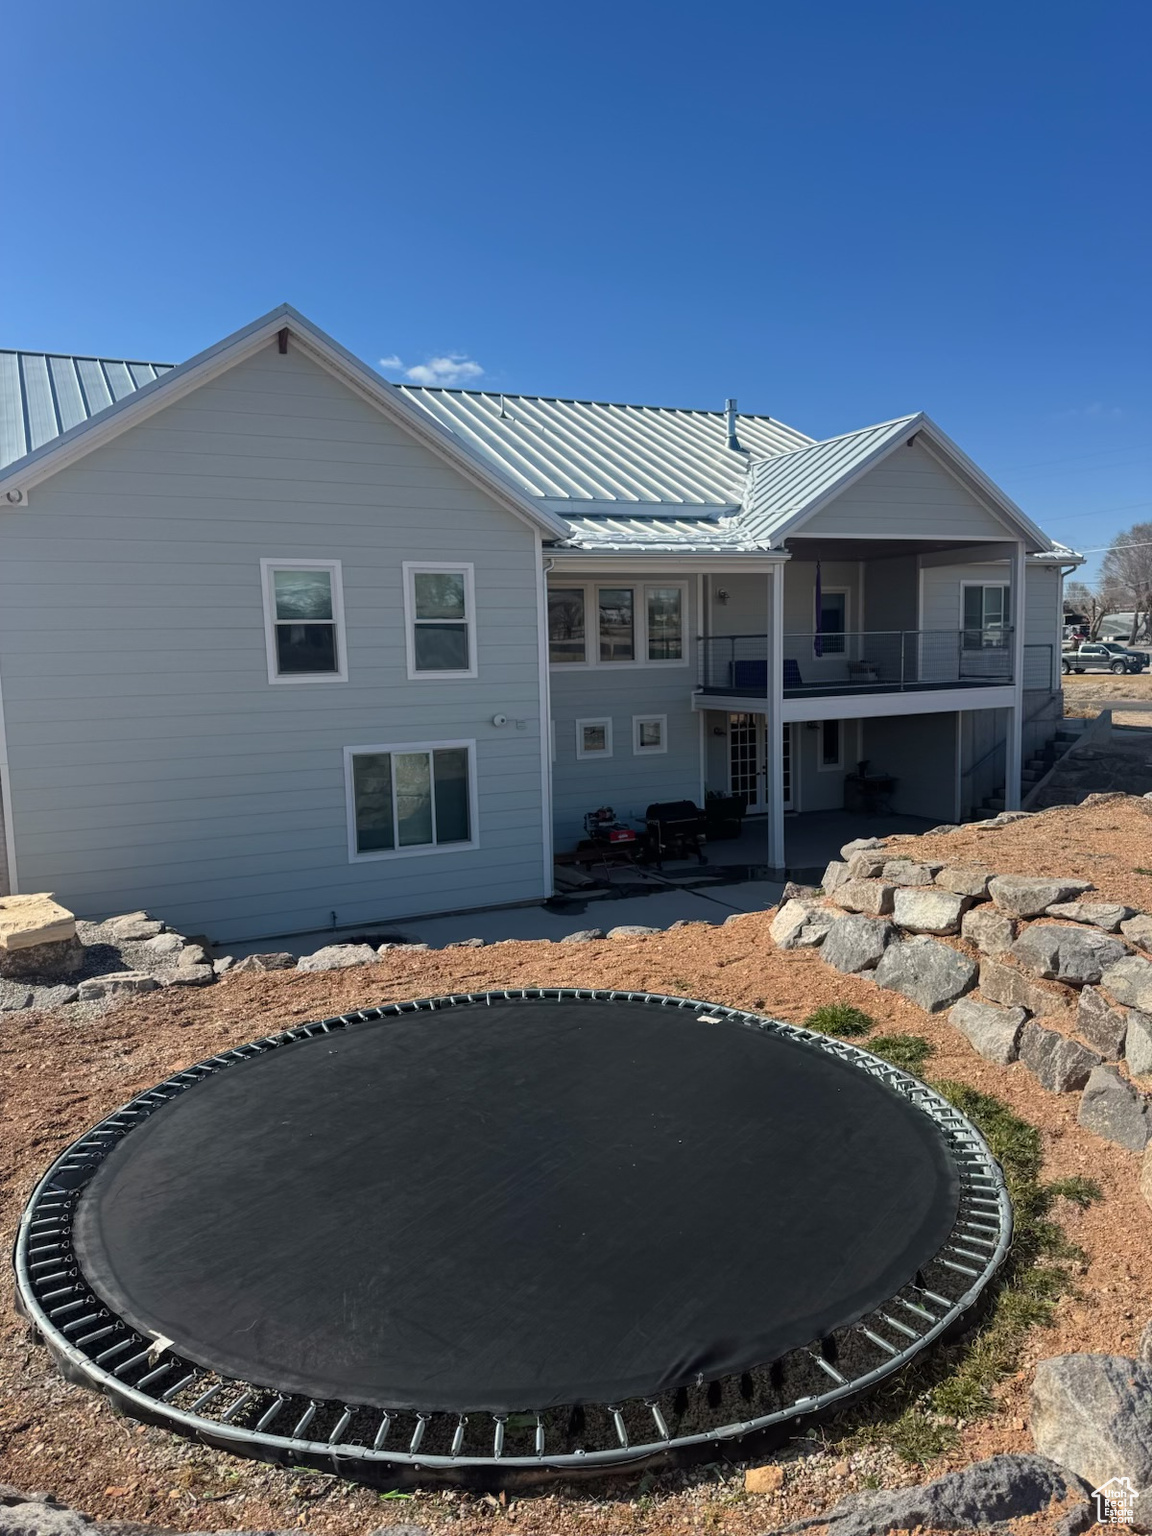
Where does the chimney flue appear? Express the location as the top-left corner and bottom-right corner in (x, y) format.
(725, 397), (741, 451)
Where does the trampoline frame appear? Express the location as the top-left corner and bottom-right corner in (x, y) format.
(15, 988), (1013, 1481)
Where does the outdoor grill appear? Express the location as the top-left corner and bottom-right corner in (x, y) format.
(16, 990), (1011, 1487)
(644, 799), (708, 867)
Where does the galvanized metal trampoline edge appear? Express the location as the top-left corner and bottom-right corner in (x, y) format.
(15, 988), (1013, 1475)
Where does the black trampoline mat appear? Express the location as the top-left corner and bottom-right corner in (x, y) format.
(73, 998), (960, 1413)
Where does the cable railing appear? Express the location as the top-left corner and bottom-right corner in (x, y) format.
(697, 629), (1016, 697)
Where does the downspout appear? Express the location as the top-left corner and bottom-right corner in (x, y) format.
(536, 549), (555, 899)
(0, 640), (16, 895)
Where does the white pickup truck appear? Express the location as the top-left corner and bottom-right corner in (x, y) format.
(1061, 641), (1150, 674)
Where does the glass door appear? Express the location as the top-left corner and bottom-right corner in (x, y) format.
(730, 715), (791, 812)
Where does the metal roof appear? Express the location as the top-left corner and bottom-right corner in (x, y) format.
(557, 513), (762, 554)
(398, 387), (812, 509)
(0, 351), (173, 470)
(741, 416), (919, 546)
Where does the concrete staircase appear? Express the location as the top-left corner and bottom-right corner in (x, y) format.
(980, 719), (1087, 814)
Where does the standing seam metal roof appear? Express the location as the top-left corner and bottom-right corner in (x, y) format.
(0, 351), (173, 470)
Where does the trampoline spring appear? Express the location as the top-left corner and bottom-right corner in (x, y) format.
(114, 1348), (155, 1378)
(61, 1313), (105, 1336)
(946, 1244), (988, 1263)
(328, 1407), (353, 1445)
(648, 1401), (670, 1441)
(858, 1327), (899, 1357)
(409, 1415), (429, 1454)
(894, 1298), (935, 1323)
(292, 1401), (318, 1439)
(75, 1325), (117, 1348)
(808, 1352), (848, 1386)
(610, 1406), (628, 1448)
(876, 1312), (919, 1341)
(31, 1269), (72, 1284)
(94, 1337), (135, 1365)
(137, 1362), (176, 1391)
(939, 1257), (980, 1277)
(42, 1284), (81, 1302)
(48, 1298), (88, 1318)
(255, 1397), (287, 1432)
(190, 1382), (228, 1414)
(28, 1247), (65, 1261)
(954, 1232), (997, 1250)
(372, 1413), (392, 1451)
(161, 1374), (199, 1403)
(450, 1417), (467, 1457)
(492, 1418), (505, 1459)
(914, 1286), (952, 1309)
(535, 1416), (545, 1458)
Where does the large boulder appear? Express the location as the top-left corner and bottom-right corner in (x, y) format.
(881, 858), (940, 886)
(1121, 913), (1152, 953)
(75, 972), (160, 1000)
(1077, 1067), (1151, 1152)
(295, 943), (378, 972)
(821, 914), (895, 973)
(989, 875), (1093, 918)
(1011, 924), (1127, 987)
(1019, 1021), (1101, 1092)
(834, 879), (895, 916)
(774, 1454), (1089, 1536)
(770, 899), (820, 948)
(873, 935), (977, 1012)
(1076, 986), (1128, 1059)
(979, 956), (1070, 1018)
(109, 913), (165, 941)
(559, 929), (605, 943)
(607, 925), (659, 938)
(845, 851), (889, 879)
(1101, 954), (1152, 1012)
(1127, 1011), (1152, 1076)
(840, 836), (886, 858)
(821, 859), (849, 893)
(232, 952), (297, 973)
(1046, 900), (1134, 933)
(948, 996), (1026, 1064)
(1030, 1355), (1152, 1527)
(1142, 1146), (1152, 1213)
(961, 905), (1017, 956)
(892, 887), (971, 935)
(935, 865), (993, 898)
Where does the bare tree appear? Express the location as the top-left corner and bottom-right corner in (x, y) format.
(1101, 521), (1152, 642)
(1064, 579), (1108, 639)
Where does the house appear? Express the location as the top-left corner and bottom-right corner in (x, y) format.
(0, 305), (1079, 943)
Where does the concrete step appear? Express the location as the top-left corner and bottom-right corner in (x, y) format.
(984, 796), (1007, 812)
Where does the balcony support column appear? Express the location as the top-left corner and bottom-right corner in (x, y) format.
(766, 563), (786, 871)
(1005, 540), (1027, 809)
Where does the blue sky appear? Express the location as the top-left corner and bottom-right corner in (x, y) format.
(5, 0), (1149, 577)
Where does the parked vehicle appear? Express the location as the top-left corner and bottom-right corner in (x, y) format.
(1061, 641), (1150, 674)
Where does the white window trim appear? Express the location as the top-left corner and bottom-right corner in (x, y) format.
(633, 714), (668, 755)
(260, 558), (348, 685)
(817, 718), (844, 772)
(576, 717), (614, 760)
(547, 581), (689, 670)
(812, 585), (850, 661)
(344, 740), (480, 863)
(960, 580), (1011, 627)
(403, 562), (478, 681)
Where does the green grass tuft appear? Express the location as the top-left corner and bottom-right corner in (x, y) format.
(802, 1002), (875, 1037)
(866, 1034), (936, 1074)
(840, 1080), (1102, 1464)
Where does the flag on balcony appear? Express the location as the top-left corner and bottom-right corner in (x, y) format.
(814, 562), (823, 657)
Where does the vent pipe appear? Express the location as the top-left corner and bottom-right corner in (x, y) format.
(725, 397), (741, 451)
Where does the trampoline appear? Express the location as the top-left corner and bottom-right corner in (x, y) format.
(16, 990), (1011, 1483)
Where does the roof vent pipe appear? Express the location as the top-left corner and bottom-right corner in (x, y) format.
(725, 398), (741, 451)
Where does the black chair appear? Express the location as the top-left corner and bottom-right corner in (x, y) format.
(644, 801), (707, 868)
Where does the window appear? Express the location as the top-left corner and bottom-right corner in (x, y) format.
(346, 742), (476, 859)
(576, 718), (613, 759)
(548, 587), (587, 663)
(633, 714), (667, 754)
(261, 559), (347, 683)
(404, 563), (476, 677)
(598, 587), (634, 662)
(646, 587), (683, 661)
(962, 584), (1010, 649)
(819, 719), (843, 770)
(546, 582), (687, 667)
(815, 589), (847, 657)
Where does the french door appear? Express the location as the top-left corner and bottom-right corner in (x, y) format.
(729, 715), (791, 813)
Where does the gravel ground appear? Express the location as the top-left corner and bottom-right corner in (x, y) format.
(3, 804), (1151, 1535)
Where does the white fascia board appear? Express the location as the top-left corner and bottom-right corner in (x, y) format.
(0, 303), (567, 542)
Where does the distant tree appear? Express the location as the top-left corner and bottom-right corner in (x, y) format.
(1064, 579), (1108, 639)
(1101, 521), (1152, 642)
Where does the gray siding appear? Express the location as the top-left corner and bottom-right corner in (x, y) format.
(549, 574), (701, 846)
(1024, 562), (1063, 691)
(802, 441), (1010, 540)
(0, 343), (547, 941)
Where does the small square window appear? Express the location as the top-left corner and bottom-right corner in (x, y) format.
(405, 564), (476, 677)
(261, 560), (347, 683)
(576, 718), (613, 759)
(633, 714), (667, 754)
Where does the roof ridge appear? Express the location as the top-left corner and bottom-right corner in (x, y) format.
(749, 413), (921, 465)
(398, 384), (796, 422)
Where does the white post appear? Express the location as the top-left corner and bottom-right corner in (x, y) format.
(1004, 541), (1026, 809)
(767, 562), (786, 870)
